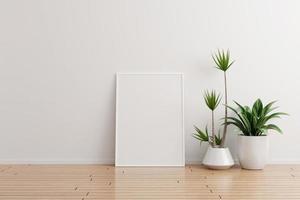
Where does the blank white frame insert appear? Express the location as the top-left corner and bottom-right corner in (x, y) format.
(115, 73), (185, 166)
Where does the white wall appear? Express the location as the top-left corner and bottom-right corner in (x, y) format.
(0, 0), (299, 164)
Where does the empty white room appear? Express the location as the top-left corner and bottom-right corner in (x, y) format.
(0, 0), (300, 199)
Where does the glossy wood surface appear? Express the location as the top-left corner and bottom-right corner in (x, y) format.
(0, 165), (299, 199)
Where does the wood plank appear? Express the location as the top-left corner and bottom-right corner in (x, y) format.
(0, 165), (299, 199)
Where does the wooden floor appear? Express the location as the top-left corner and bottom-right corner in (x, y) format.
(0, 165), (299, 199)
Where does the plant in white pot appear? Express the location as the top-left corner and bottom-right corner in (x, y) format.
(193, 50), (235, 169)
(226, 99), (287, 169)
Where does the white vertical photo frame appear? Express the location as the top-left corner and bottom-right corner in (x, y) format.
(115, 73), (185, 166)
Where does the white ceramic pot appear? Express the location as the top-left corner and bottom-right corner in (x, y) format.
(238, 135), (269, 170)
(202, 146), (234, 169)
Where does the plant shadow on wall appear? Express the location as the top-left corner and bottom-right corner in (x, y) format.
(193, 49), (288, 170)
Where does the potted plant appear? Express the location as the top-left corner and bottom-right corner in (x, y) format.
(193, 50), (235, 169)
(226, 99), (287, 169)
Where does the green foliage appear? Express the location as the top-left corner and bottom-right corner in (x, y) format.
(193, 126), (222, 146)
(193, 49), (235, 147)
(204, 90), (221, 111)
(212, 49), (234, 72)
(214, 131), (222, 146)
(225, 99), (287, 136)
(193, 125), (209, 144)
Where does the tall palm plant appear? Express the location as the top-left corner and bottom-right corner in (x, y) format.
(212, 50), (234, 147)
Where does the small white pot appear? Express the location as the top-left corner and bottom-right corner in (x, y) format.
(202, 146), (234, 170)
(238, 135), (269, 170)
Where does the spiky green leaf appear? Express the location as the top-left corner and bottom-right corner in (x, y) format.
(225, 99), (287, 136)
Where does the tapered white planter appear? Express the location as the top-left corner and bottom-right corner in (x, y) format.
(202, 146), (234, 169)
(238, 135), (269, 170)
